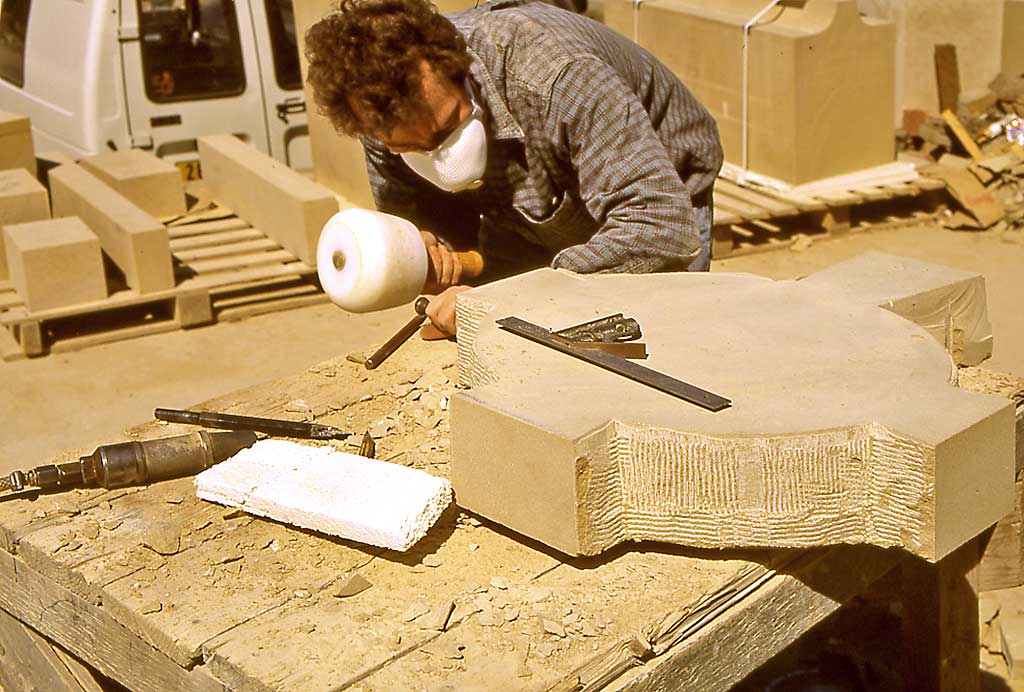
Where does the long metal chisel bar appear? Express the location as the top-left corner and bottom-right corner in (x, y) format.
(154, 408), (351, 440)
(497, 316), (732, 412)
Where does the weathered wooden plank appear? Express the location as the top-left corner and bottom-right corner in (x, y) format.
(181, 249), (296, 275)
(174, 238), (280, 263)
(0, 288), (175, 326)
(712, 191), (774, 221)
(204, 535), (750, 692)
(100, 509), (376, 668)
(0, 340), (458, 687)
(180, 261), (315, 292)
(601, 547), (900, 691)
(0, 606), (103, 692)
(215, 292), (327, 322)
(168, 217), (250, 238)
(901, 535), (984, 692)
(0, 549), (227, 692)
(52, 644), (108, 692)
(715, 179), (801, 215)
(170, 228), (266, 252)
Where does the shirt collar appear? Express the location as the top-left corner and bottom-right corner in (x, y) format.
(467, 48), (524, 141)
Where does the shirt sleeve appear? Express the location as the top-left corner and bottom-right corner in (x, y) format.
(362, 140), (481, 251)
(544, 58), (702, 274)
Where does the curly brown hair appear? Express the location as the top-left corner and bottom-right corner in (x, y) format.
(304, 0), (472, 138)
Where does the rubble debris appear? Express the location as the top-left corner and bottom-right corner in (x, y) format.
(542, 618), (566, 637)
(142, 525), (182, 556)
(81, 520), (101, 540)
(332, 571), (373, 598)
(402, 603), (430, 622)
(419, 601), (455, 631)
(449, 603), (479, 624)
(898, 75), (1024, 238)
(140, 600), (164, 615)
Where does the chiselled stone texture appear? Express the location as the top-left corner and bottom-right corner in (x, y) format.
(451, 267), (1014, 562)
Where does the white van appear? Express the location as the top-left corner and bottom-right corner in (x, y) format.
(0, 0), (311, 178)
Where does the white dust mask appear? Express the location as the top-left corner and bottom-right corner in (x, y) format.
(401, 100), (487, 193)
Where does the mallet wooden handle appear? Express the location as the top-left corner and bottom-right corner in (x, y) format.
(454, 250), (484, 280)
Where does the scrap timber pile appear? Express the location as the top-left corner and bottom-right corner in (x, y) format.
(901, 71), (1024, 241)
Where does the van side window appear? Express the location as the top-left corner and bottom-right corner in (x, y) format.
(0, 0), (31, 87)
(137, 0), (246, 102)
(264, 0), (301, 91)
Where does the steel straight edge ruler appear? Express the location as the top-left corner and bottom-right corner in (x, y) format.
(496, 316), (731, 412)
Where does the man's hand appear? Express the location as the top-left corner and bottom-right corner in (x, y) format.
(420, 285), (472, 340)
(421, 230), (463, 294)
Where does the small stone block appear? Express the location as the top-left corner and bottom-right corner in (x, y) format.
(174, 289), (213, 328)
(17, 321), (43, 357)
(80, 149), (186, 219)
(0, 111), (36, 176)
(35, 151), (76, 189)
(0, 168), (50, 280)
(49, 164), (174, 293)
(4, 217), (107, 312)
(198, 134), (338, 266)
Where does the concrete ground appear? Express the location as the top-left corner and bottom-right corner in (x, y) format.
(2, 219), (1022, 473)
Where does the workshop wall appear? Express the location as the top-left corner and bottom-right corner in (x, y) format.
(858, 0), (1007, 116)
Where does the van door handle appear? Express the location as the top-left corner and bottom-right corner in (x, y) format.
(276, 98), (306, 124)
(118, 25), (140, 42)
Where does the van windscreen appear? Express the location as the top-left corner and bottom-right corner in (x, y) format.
(0, 0), (31, 87)
(137, 0), (246, 102)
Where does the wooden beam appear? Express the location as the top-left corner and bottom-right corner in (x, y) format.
(934, 44), (961, 113)
(942, 110), (985, 161)
(553, 546), (901, 691)
(901, 534), (985, 692)
(0, 606), (106, 692)
(0, 548), (226, 692)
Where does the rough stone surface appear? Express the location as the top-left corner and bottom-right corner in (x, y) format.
(3, 217), (107, 312)
(197, 134), (338, 266)
(604, 0), (895, 185)
(49, 164), (173, 294)
(451, 267), (1015, 561)
(799, 250), (993, 366)
(195, 439), (453, 551)
(0, 169), (50, 281)
(80, 150), (186, 219)
(0, 111), (36, 176)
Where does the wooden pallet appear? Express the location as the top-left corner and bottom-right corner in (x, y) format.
(712, 175), (949, 258)
(0, 213), (327, 361)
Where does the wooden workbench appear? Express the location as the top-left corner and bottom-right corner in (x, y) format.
(0, 338), (993, 691)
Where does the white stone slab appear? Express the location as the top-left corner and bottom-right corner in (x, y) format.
(195, 440), (452, 552)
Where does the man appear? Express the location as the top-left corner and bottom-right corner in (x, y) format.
(304, 0), (722, 335)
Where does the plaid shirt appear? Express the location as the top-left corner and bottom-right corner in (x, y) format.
(362, 0), (723, 276)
